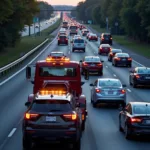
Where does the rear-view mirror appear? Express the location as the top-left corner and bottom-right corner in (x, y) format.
(25, 101), (31, 107)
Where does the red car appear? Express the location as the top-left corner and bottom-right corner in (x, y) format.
(86, 33), (92, 39)
(58, 35), (68, 45)
(88, 33), (98, 41)
(98, 44), (111, 55)
(80, 56), (104, 76)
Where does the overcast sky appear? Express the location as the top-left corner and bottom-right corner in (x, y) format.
(42, 0), (84, 6)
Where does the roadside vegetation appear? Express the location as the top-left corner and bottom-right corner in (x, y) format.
(0, 19), (61, 67)
(73, 0), (150, 58)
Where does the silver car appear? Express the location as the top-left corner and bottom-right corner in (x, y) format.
(90, 78), (126, 108)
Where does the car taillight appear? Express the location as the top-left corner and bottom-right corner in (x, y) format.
(128, 57), (132, 61)
(115, 57), (121, 61)
(135, 74), (140, 79)
(120, 89), (126, 94)
(97, 63), (102, 66)
(83, 62), (88, 66)
(25, 113), (39, 120)
(130, 117), (142, 123)
(95, 88), (101, 93)
(110, 53), (113, 56)
(102, 37), (104, 40)
(63, 114), (77, 120)
(110, 37), (112, 40)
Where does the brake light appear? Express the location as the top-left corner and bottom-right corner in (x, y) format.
(128, 57), (132, 61)
(63, 114), (77, 120)
(110, 37), (112, 40)
(97, 63), (102, 66)
(95, 88), (101, 93)
(135, 74), (140, 79)
(130, 117), (142, 123)
(102, 37), (104, 40)
(83, 62), (88, 66)
(120, 89), (126, 94)
(25, 113), (39, 120)
(115, 57), (121, 61)
(110, 53), (113, 56)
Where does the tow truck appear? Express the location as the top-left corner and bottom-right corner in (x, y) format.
(26, 55), (89, 130)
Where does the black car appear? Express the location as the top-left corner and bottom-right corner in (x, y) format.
(108, 49), (122, 61)
(100, 33), (112, 45)
(23, 94), (82, 150)
(119, 102), (150, 139)
(112, 53), (132, 67)
(129, 67), (150, 88)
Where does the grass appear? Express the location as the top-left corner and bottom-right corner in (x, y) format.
(90, 24), (150, 58)
(0, 19), (61, 67)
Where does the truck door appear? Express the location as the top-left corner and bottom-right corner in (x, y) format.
(26, 64), (36, 84)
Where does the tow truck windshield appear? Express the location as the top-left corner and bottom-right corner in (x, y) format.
(39, 67), (76, 77)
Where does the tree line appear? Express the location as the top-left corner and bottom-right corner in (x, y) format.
(75, 0), (150, 42)
(0, 0), (53, 51)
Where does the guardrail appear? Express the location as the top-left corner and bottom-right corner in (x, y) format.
(0, 38), (49, 77)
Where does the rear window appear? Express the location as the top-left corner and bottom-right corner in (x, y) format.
(70, 26), (77, 29)
(60, 36), (66, 39)
(85, 57), (100, 62)
(112, 49), (122, 53)
(99, 80), (121, 87)
(74, 39), (84, 43)
(133, 105), (150, 114)
(31, 100), (72, 112)
(104, 34), (111, 38)
(116, 53), (129, 57)
(137, 68), (150, 74)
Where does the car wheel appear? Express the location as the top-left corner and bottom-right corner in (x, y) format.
(58, 43), (59, 45)
(23, 137), (32, 150)
(119, 117), (123, 132)
(83, 49), (85, 52)
(81, 121), (85, 131)
(133, 82), (137, 88)
(72, 49), (74, 52)
(92, 102), (97, 108)
(128, 64), (132, 68)
(99, 52), (101, 55)
(114, 62), (117, 67)
(125, 125), (132, 140)
(129, 77), (132, 85)
(72, 139), (81, 150)
(99, 71), (103, 76)
(108, 57), (110, 61)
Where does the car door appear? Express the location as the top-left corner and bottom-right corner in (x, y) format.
(91, 80), (98, 101)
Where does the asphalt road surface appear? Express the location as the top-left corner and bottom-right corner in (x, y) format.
(0, 28), (150, 150)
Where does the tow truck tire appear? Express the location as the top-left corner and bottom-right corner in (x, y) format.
(23, 137), (32, 150)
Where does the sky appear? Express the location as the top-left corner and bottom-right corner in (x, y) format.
(43, 0), (83, 6)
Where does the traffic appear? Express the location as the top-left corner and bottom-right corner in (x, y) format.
(0, 13), (150, 150)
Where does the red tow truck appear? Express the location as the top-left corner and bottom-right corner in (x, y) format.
(26, 55), (89, 130)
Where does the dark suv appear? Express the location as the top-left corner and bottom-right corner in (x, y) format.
(100, 33), (112, 45)
(23, 94), (82, 150)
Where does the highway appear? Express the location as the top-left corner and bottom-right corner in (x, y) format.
(21, 15), (60, 37)
(0, 27), (150, 150)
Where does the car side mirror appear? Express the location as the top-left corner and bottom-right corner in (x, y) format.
(90, 83), (94, 86)
(25, 101), (31, 107)
(122, 84), (126, 87)
(80, 60), (83, 63)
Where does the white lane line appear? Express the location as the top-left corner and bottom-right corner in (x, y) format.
(127, 89), (131, 92)
(8, 128), (17, 137)
(113, 74), (116, 77)
(133, 60), (145, 67)
(106, 66), (108, 68)
(0, 36), (57, 86)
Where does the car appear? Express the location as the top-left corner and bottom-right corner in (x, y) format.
(88, 34), (98, 41)
(119, 102), (150, 139)
(82, 29), (89, 36)
(72, 38), (87, 52)
(108, 49), (122, 61)
(100, 33), (112, 45)
(69, 25), (78, 35)
(98, 44), (111, 55)
(129, 67), (150, 88)
(23, 93), (82, 150)
(112, 53), (132, 67)
(80, 56), (103, 75)
(73, 34), (81, 40)
(86, 32), (92, 39)
(57, 35), (68, 45)
(48, 51), (65, 58)
(90, 78), (126, 108)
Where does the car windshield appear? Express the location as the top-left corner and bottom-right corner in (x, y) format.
(99, 80), (121, 87)
(137, 68), (150, 74)
(116, 53), (129, 57)
(70, 26), (77, 29)
(133, 105), (150, 114)
(85, 57), (100, 62)
(39, 67), (76, 77)
(60, 36), (66, 39)
(104, 34), (111, 38)
(31, 100), (72, 112)
(50, 53), (64, 57)
(74, 39), (84, 43)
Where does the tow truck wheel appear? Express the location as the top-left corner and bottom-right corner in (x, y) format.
(23, 137), (32, 150)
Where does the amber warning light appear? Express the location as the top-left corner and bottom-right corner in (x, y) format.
(46, 57), (70, 62)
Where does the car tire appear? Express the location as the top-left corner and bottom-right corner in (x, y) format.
(92, 102), (97, 108)
(129, 77), (132, 85)
(72, 139), (81, 150)
(81, 121), (85, 131)
(99, 71), (103, 76)
(119, 118), (123, 132)
(133, 82), (137, 88)
(125, 125), (132, 140)
(99, 52), (101, 55)
(58, 43), (59, 45)
(72, 49), (74, 52)
(23, 137), (32, 150)
(128, 64), (132, 68)
(83, 49), (85, 52)
(114, 62), (117, 67)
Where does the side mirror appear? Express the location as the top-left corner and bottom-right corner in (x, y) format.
(26, 66), (31, 79)
(80, 60), (83, 63)
(101, 60), (104, 63)
(122, 84), (126, 87)
(85, 41), (87, 44)
(25, 101), (31, 107)
(84, 69), (89, 80)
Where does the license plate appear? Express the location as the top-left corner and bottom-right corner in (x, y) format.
(122, 59), (126, 61)
(146, 77), (150, 79)
(105, 48), (107, 50)
(90, 64), (95, 66)
(146, 120), (150, 124)
(108, 91), (113, 94)
(46, 116), (56, 122)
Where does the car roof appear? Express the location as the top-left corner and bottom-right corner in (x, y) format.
(100, 44), (110, 47)
(97, 78), (120, 82)
(111, 49), (122, 52)
(85, 56), (99, 59)
(129, 102), (150, 106)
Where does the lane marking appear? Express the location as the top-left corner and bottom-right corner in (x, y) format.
(133, 60), (145, 67)
(8, 128), (17, 137)
(113, 74), (116, 77)
(0, 36), (57, 86)
(127, 89), (131, 92)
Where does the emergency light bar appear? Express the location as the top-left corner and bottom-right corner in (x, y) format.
(46, 57), (70, 62)
(39, 90), (67, 95)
